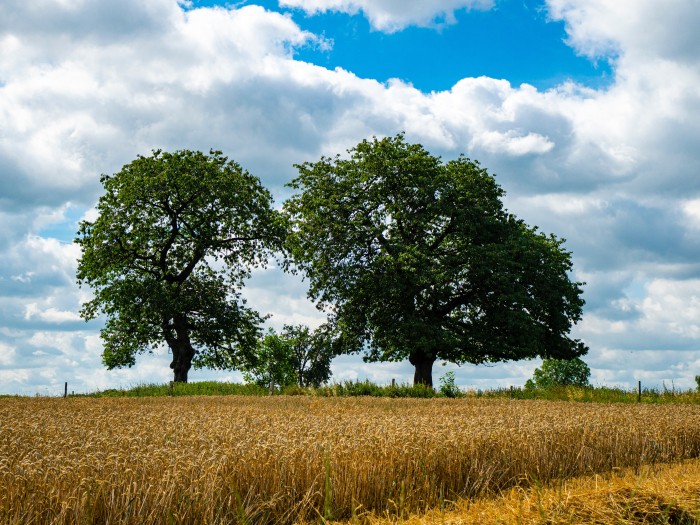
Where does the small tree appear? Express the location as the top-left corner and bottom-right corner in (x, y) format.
(285, 324), (334, 388)
(243, 324), (334, 389)
(525, 357), (591, 389)
(243, 329), (297, 389)
(76, 150), (283, 382)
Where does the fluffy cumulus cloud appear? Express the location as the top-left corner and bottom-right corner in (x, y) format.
(547, 0), (700, 64)
(1, 0), (700, 393)
(278, 0), (494, 32)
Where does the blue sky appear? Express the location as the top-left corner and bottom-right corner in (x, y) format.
(193, 0), (612, 92)
(2, 0), (700, 395)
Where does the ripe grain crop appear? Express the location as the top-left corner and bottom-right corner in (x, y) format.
(349, 458), (700, 524)
(1, 396), (700, 524)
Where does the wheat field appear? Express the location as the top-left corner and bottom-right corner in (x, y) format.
(353, 459), (700, 524)
(2, 396), (700, 524)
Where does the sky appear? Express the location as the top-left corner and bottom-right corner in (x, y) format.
(2, 0), (700, 395)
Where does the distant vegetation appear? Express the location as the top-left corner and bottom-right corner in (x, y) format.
(78, 379), (700, 404)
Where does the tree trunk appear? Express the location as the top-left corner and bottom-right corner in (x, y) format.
(171, 351), (193, 382)
(167, 314), (195, 383)
(409, 350), (436, 388)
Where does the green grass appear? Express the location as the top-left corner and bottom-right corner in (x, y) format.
(84, 380), (439, 398)
(314, 380), (437, 398)
(70, 379), (700, 404)
(88, 381), (268, 397)
(476, 384), (700, 404)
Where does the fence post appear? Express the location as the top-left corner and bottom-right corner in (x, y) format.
(637, 380), (642, 403)
(391, 378), (396, 388)
(169, 381), (174, 396)
(269, 380), (274, 396)
(64, 382), (68, 398)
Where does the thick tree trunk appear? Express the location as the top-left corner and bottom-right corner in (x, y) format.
(167, 314), (195, 383)
(409, 350), (436, 388)
(171, 349), (193, 383)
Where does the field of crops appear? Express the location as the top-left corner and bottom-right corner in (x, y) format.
(358, 459), (700, 524)
(2, 396), (700, 524)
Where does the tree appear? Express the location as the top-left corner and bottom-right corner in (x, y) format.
(284, 134), (587, 387)
(76, 149), (283, 382)
(242, 324), (334, 389)
(243, 329), (297, 389)
(525, 357), (591, 389)
(285, 324), (334, 387)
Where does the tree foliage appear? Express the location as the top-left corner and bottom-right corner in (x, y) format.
(284, 134), (587, 386)
(525, 357), (591, 389)
(242, 324), (334, 389)
(242, 329), (297, 389)
(75, 149), (283, 382)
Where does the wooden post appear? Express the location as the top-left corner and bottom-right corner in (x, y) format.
(510, 385), (514, 398)
(64, 382), (68, 398)
(269, 380), (274, 396)
(637, 380), (642, 403)
(391, 378), (396, 388)
(169, 381), (174, 396)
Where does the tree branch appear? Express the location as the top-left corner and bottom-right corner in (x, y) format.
(429, 216), (455, 252)
(159, 199), (180, 273)
(434, 289), (477, 316)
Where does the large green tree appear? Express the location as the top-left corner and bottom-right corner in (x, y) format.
(284, 134), (587, 387)
(76, 149), (283, 382)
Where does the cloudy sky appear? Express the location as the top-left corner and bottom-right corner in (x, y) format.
(2, 0), (700, 395)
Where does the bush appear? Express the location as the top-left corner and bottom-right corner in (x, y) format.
(438, 371), (462, 398)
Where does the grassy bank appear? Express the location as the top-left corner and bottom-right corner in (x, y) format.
(80, 379), (700, 404)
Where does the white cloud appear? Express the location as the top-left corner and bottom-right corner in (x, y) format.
(546, 0), (700, 64)
(470, 130), (555, 156)
(11, 272), (35, 284)
(242, 266), (326, 329)
(1, 0), (700, 393)
(24, 303), (81, 324)
(577, 278), (700, 359)
(22, 236), (81, 284)
(279, 0), (494, 32)
(0, 369), (30, 387)
(0, 342), (16, 367)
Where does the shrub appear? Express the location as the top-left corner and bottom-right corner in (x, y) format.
(438, 371), (462, 398)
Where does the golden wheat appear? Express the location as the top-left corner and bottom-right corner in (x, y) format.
(353, 458), (700, 524)
(1, 396), (699, 524)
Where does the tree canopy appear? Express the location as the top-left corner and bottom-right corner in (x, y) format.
(242, 324), (334, 389)
(525, 358), (591, 389)
(284, 134), (587, 386)
(76, 149), (283, 382)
